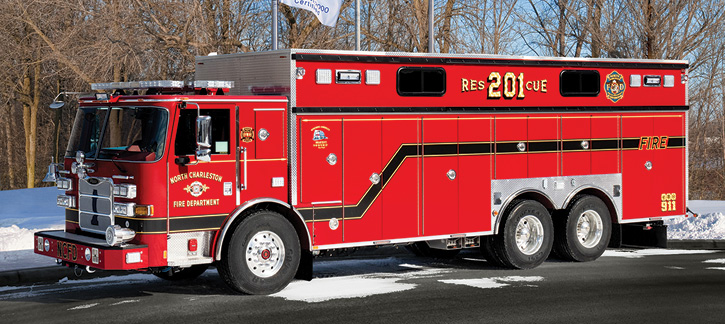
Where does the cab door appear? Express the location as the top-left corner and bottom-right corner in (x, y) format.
(168, 105), (236, 218)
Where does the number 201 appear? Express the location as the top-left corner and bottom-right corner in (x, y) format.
(488, 72), (525, 99)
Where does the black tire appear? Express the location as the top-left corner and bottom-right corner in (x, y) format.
(218, 210), (300, 295)
(406, 241), (460, 259)
(489, 200), (554, 269)
(553, 195), (612, 262)
(480, 235), (506, 267)
(154, 264), (210, 281)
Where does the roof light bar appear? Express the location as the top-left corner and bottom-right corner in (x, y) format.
(194, 80), (234, 88)
(140, 80), (184, 88)
(90, 80), (234, 91)
(91, 82), (141, 90)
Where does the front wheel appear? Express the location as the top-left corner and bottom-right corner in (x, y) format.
(218, 210), (300, 295)
(553, 195), (611, 262)
(489, 200), (554, 269)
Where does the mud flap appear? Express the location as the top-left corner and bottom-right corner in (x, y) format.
(295, 250), (313, 281)
(612, 221), (668, 248)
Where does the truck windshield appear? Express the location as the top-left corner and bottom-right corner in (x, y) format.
(66, 106), (169, 162)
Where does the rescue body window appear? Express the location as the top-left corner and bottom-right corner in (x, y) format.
(397, 67), (446, 96)
(560, 70), (600, 96)
(175, 109), (230, 156)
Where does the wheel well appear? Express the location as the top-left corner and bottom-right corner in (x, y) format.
(565, 189), (619, 225)
(515, 191), (556, 211)
(495, 191), (555, 234)
(219, 202), (311, 262)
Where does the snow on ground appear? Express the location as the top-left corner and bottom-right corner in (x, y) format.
(0, 187), (65, 271)
(1, 188), (725, 273)
(664, 200), (725, 239)
(439, 276), (544, 289)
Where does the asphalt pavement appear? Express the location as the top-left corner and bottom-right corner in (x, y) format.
(1, 240), (724, 287)
(1, 246), (724, 324)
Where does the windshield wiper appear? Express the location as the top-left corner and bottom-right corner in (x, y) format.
(100, 149), (127, 174)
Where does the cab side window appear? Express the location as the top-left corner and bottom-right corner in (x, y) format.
(175, 109), (230, 156)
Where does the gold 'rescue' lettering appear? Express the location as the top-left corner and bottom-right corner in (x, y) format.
(169, 172), (223, 184)
(461, 72), (547, 99)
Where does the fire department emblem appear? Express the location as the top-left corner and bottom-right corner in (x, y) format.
(241, 127), (255, 143)
(312, 126), (329, 149)
(604, 71), (625, 103)
(184, 181), (209, 197)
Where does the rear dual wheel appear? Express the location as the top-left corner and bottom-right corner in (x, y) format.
(483, 200), (554, 269)
(553, 195), (611, 262)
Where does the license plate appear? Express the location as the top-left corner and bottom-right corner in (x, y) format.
(56, 241), (78, 262)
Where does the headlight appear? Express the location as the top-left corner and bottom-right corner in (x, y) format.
(113, 184), (137, 199)
(105, 225), (136, 246)
(57, 195), (76, 208)
(56, 178), (73, 191)
(113, 202), (136, 217)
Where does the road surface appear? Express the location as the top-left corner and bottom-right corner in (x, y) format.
(1, 248), (724, 323)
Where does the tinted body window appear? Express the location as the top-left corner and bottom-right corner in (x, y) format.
(397, 67), (446, 96)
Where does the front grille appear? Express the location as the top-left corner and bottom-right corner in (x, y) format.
(78, 178), (114, 234)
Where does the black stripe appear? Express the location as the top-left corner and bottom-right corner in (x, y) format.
(529, 141), (559, 152)
(497, 142), (524, 153)
(424, 143), (457, 155)
(460, 143), (492, 155)
(591, 139), (620, 150)
(562, 140), (585, 151)
(118, 215), (227, 234)
(292, 53), (689, 70)
(66, 209), (79, 223)
(622, 139), (640, 149)
(668, 137), (685, 147)
(298, 136), (686, 222)
(382, 144), (419, 187)
(293, 106), (689, 114)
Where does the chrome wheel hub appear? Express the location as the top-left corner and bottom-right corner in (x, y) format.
(576, 210), (603, 249)
(245, 231), (285, 278)
(515, 215), (544, 255)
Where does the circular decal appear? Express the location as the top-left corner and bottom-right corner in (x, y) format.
(184, 181), (209, 197)
(604, 71), (625, 103)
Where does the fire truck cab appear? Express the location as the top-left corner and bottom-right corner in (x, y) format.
(36, 49), (688, 295)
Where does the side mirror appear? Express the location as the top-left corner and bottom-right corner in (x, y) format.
(49, 92), (65, 109)
(195, 115), (212, 162)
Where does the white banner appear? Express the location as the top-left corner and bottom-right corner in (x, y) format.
(279, 0), (343, 27)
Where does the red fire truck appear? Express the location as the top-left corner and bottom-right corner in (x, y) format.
(35, 49), (688, 295)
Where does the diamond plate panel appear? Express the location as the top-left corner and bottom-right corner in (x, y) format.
(167, 231), (214, 267)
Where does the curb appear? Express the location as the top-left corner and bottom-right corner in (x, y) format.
(2, 241), (724, 287)
(666, 240), (725, 250)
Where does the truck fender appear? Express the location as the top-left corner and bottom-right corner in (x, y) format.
(213, 198), (312, 261)
(494, 189), (555, 235)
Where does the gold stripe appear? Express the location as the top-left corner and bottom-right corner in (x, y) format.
(621, 115), (684, 118)
(115, 214), (227, 220)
